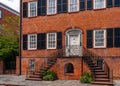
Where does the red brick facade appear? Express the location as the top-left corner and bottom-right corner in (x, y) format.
(21, 0), (120, 80)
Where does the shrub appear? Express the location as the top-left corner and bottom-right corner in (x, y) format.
(42, 70), (57, 81)
(80, 72), (92, 83)
(43, 75), (54, 81)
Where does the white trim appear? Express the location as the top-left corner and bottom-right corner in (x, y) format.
(47, 0), (57, 15)
(28, 1), (37, 17)
(0, 3), (19, 16)
(0, 10), (2, 18)
(28, 34), (37, 50)
(68, 0), (79, 12)
(65, 29), (82, 56)
(93, 30), (106, 48)
(93, 0), (106, 9)
(47, 32), (57, 49)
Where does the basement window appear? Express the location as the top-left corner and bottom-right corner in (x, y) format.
(29, 59), (35, 71)
(64, 63), (74, 73)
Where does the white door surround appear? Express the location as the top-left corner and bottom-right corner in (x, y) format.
(65, 29), (82, 56)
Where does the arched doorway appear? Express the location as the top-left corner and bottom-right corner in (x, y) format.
(66, 29), (82, 56)
(64, 63), (74, 73)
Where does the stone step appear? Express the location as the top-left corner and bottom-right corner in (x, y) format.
(94, 75), (108, 78)
(94, 78), (110, 82)
(40, 68), (47, 71)
(94, 72), (107, 75)
(29, 75), (42, 78)
(91, 81), (114, 85)
(34, 72), (41, 75)
(93, 70), (104, 72)
(26, 77), (42, 81)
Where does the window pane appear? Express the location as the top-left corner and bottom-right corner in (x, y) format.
(94, 0), (105, 9)
(28, 34), (37, 49)
(28, 1), (37, 17)
(94, 30), (106, 48)
(29, 60), (35, 71)
(47, 33), (56, 49)
(47, 0), (56, 14)
(69, 0), (79, 12)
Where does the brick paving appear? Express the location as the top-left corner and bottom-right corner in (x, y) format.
(0, 75), (119, 86)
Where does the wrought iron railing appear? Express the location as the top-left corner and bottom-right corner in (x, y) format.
(26, 56), (57, 79)
(57, 45), (82, 57)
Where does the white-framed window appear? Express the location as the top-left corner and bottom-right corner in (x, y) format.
(94, 30), (106, 48)
(47, 0), (57, 15)
(28, 1), (37, 17)
(0, 10), (2, 18)
(47, 33), (57, 49)
(28, 34), (37, 50)
(94, 0), (106, 9)
(68, 0), (79, 12)
(29, 59), (35, 71)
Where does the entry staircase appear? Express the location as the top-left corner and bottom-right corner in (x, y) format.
(26, 57), (57, 81)
(26, 47), (114, 85)
(83, 47), (114, 85)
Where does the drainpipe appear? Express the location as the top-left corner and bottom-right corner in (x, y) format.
(19, 0), (22, 75)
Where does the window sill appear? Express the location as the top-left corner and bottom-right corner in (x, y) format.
(28, 16), (37, 18)
(47, 48), (57, 50)
(27, 48), (37, 51)
(93, 7), (106, 11)
(68, 11), (79, 14)
(93, 46), (106, 49)
(47, 13), (57, 16)
(64, 73), (74, 75)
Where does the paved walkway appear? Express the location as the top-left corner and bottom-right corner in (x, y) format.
(0, 75), (119, 86)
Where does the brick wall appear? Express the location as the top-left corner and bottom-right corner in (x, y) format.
(0, 60), (3, 74)
(0, 7), (16, 24)
(21, 0), (120, 79)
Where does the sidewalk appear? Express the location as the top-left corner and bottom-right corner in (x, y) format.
(0, 75), (119, 86)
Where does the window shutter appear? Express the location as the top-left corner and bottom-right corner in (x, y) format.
(23, 2), (28, 18)
(114, 28), (120, 47)
(57, 0), (67, 13)
(87, 30), (93, 48)
(114, 0), (120, 7)
(37, 33), (46, 49)
(87, 0), (93, 10)
(57, 32), (62, 49)
(23, 35), (27, 50)
(38, 0), (46, 16)
(107, 28), (113, 48)
(63, 0), (67, 12)
(107, 0), (113, 8)
(80, 0), (85, 11)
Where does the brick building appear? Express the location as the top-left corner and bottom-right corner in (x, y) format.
(21, 0), (120, 85)
(0, 2), (19, 74)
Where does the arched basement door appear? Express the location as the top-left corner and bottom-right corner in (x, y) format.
(66, 29), (82, 56)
